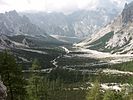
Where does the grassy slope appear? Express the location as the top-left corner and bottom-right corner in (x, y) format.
(87, 31), (114, 52)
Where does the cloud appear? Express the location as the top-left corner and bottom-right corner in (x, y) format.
(26, 0), (31, 4)
(0, 0), (8, 5)
(0, 0), (97, 13)
(111, 0), (133, 9)
(0, 0), (130, 13)
(42, 0), (100, 13)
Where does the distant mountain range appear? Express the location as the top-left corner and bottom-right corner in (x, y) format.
(21, 0), (133, 38)
(22, 7), (120, 38)
(76, 1), (133, 54)
(0, 10), (47, 36)
(0, 10), (70, 48)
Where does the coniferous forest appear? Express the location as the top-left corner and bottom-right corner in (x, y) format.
(0, 50), (133, 100)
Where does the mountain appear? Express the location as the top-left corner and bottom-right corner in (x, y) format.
(0, 10), (70, 47)
(0, 80), (7, 99)
(0, 10), (47, 36)
(22, 7), (120, 38)
(76, 1), (133, 54)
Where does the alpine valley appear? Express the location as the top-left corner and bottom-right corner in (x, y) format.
(1, 1), (133, 100)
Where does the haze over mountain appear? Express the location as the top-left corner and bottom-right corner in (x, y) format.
(23, 8), (119, 38)
(0, 10), (69, 48)
(0, 0), (132, 13)
(0, 0), (133, 46)
(19, 0), (132, 38)
(0, 0), (132, 39)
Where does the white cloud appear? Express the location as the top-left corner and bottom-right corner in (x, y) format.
(0, 0), (131, 13)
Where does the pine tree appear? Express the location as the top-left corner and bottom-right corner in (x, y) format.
(103, 90), (123, 100)
(122, 85), (133, 100)
(103, 90), (114, 100)
(27, 59), (49, 100)
(0, 50), (27, 100)
(86, 80), (101, 100)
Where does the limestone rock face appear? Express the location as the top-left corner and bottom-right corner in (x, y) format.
(122, 2), (133, 24)
(0, 81), (7, 100)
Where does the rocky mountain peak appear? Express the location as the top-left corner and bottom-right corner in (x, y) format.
(122, 1), (133, 24)
(23, 7), (119, 38)
(124, 3), (128, 8)
(5, 10), (18, 16)
(0, 10), (48, 36)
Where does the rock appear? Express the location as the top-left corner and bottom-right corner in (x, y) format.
(122, 2), (133, 24)
(0, 81), (7, 100)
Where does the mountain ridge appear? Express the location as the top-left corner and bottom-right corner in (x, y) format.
(22, 7), (120, 38)
(0, 10), (70, 48)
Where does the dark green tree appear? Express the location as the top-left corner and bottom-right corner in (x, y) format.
(103, 90), (123, 100)
(27, 59), (49, 100)
(86, 80), (102, 100)
(0, 50), (27, 100)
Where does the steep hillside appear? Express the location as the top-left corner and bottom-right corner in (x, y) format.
(76, 2), (133, 54)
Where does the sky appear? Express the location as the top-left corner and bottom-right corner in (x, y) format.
(0, 0), (132, 13)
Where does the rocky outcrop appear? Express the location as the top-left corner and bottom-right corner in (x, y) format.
(0, 81), (7, 100)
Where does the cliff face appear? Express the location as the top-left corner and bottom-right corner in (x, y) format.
(122, 2), (133, 24)
(0, 81), (7, 100)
